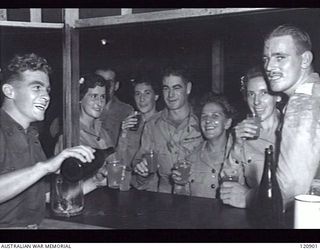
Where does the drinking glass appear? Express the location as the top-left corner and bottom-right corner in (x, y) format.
(246, 113), (261, 140)
(51, 174), (84, 217)
(107, 160), (125, 189)
(173, 160), (191, 185)
(309, 179), (320, 196)
(143, 150), (158, 174)
(221, 168), (239, 183)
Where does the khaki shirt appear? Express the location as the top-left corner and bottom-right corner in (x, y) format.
(100, 96), (133, 145)
(224, 115), (279, 189)
(277, 73), (320, 207)
(117, 112), (159, 168)
(132, 108), (203, 193)
(174, 139), (231, 198)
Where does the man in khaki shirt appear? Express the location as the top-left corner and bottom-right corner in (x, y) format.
(133, 67), (203, 193)
(95, 68), (133, 145)
(263, 24), (320, 208)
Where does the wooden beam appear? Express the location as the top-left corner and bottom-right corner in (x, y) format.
(121, 9), (132, 15)
(62, 8), (80, 148)
(0, 9), (7, 21)
(30, 8), (42, 22)
(0, 20), (63, 29)
(75, 8), (276, 28)
(211, 38), (224, 94)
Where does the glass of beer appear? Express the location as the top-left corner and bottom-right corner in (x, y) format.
(246, 113), (261, 140)
(143, 150), (158, 174)
(129, 111), (142, 131)
(106, 160), (125, 189)
(51, 174), (84, 217)
(173, 160), (191, 185)
(221, 168), (239, 183)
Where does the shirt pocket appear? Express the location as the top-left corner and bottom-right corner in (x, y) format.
(181, 135), (202, 153)
(189, 170), (219, 198)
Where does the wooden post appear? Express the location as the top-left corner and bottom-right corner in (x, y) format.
(211, 38), (224, 93)
(30, 8), (42, 22)
(62, 8), (79, 148)
(0, 9), (7, 20)
(121, 9), (132, 15)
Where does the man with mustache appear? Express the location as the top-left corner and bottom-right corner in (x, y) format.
(263, 24), (320, 208)
(133, 67), (203, 193)
(0, 54), (95, 228)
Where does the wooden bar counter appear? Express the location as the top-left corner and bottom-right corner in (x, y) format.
(43, 187), (293, 229)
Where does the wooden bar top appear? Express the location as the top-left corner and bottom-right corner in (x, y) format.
(46, 187), (255, 229)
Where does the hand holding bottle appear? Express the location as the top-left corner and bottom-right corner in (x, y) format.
(44, 145), (95, 175)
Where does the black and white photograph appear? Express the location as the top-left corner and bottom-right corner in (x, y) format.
(0, 7), (319, 243)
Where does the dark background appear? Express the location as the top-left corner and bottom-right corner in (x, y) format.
(0, 8), (319, 155)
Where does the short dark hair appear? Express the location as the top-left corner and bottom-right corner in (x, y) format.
(265, 24), (312, 54)
(0, 53), (51, 104)
(79, 73), (111, 100)
(200, 92), (236, 120)
(240, 67), (267, 99)
(2, 53), (51, 85)
(162, 66), (191, 85)
(95, 68), (117, 82)
(131, 75), (160, 96)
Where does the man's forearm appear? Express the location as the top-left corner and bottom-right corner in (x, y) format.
(0, 162), (47, 203)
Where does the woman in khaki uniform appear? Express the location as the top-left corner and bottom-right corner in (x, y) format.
(172, 93), (235, 198)
(55, 73), (115, 192)
(220, 67), (282, 208)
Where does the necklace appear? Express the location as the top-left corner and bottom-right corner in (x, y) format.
(82, 129), (101, 141)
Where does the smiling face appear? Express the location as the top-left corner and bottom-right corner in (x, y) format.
(80, 85), (106, 119)
(5, 70), (51, 127)
(134, 82), (159, 114)
(162, 74), (191, 111)
(200, 102), (231, 140)
(263, 35), (304, 95)
(246, 76), (279, 122)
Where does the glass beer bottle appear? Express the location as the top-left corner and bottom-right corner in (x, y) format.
(254, 145), (284, 228)
(60, 147), (115, 182)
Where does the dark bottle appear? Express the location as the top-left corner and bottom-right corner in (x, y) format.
(254, 145), (284, 229)
(60, 147), (115, 182)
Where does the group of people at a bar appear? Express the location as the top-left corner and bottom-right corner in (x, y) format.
(1, 24), (320, 228)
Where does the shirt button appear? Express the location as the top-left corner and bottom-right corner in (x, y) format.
(190, 179), (194, 183)
(211, 169), (216, 174)
(211, 184), (216, 189)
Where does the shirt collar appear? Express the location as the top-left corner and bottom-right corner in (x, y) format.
(80, 118), (102, 134)
(294, 73), (320, 95)
(0, 108), (38, 136)
(160, 105), (198, 125)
